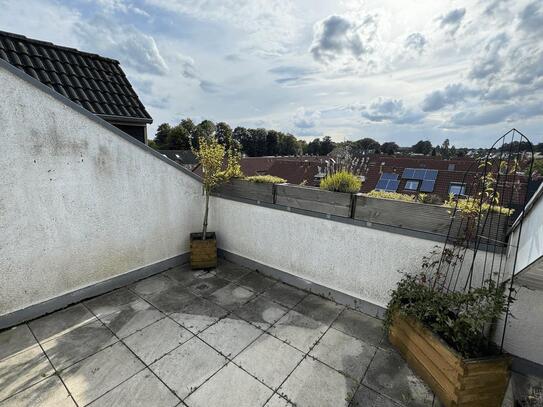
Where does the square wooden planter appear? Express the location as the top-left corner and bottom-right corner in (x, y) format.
(389, 313), (510, 407)
(190, 232), (217, 269)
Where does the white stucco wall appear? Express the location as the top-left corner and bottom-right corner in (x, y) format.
(498, 185), (543, 365)
(208, 197), (439, 309)
(0, 65), (204, 317)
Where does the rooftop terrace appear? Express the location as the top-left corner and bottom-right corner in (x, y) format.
(1, 52), (542, 407)
(1, 260), (438, 407)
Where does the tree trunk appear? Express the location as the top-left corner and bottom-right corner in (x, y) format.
(201, 191), (210, 240)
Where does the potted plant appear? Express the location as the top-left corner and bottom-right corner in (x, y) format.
(191, 134), (241, 269)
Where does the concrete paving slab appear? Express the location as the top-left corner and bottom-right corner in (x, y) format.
(332, 308), (384, 347)
(310, 327), (376, 382)
(162, 266), (206, 285)
(362, 349), (434, 407)
(87, 369), (179, 407)
(349, 384), (401, 407)
(184, 362), (273, 407)
(294, 294), (344, 325)
(28, 304), (95, 343)
(278, 357), (357, 407)
(170, 296), (229, 334)
(233, 295), (289, 329)
(214, 260), (252, 282)
(268, 310), (327, 353)
(0, 375), (75, 407)
(129, 274), (174, 297)
(198, 317), (263, 358)
(0, 345), (54, 402)
(234, 333), (304, 390)
(236, 272), (277, 293)
(123, 318), (193, 365)
(150, 337), (227, 400)
(60, 342), (144, 406)
(264, 393), (295, 406)
(206, 283), (256, 310)
(0, 324), (38, 360)
(143, 284), (198, 315)
(263, 283), (308, 309)
(187, 274), (230, 296)
(84, 288), (140, 319)
(98, 298), (164, 338)
(41, 319), (117, 371)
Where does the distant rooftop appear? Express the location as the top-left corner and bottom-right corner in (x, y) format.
(0, 30), (152, 124)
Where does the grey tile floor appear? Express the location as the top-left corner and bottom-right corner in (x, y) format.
(0, 259), (439, 407)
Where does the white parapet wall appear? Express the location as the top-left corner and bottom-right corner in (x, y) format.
(0, 62), (204, 319)
(209, 197), (439, 309)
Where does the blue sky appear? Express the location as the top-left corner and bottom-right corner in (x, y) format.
(1, 0), (542, 147)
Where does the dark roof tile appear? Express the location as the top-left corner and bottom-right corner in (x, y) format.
(0, 30), (152, 123)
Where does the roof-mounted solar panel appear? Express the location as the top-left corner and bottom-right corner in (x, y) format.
(387, 180), (400, 192)
(420, 180), (436, 192)
(402, 168), (415, 179)
(376, 179), (389, 190)
(425, 169), (438, 180)
(381, 172), (398, 180)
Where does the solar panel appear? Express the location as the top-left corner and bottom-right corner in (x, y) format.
(420, 180), (435, 192)
(387, 180), (400, 191)
(375, 179), (389, 190)
(413, 169), (426, 180)
(402, 168), (439, 182)
(424, 169), (438, 181)
(402, 168), (415, 179)
(375, 173), (400, 192)
(381, 172), (398, 180)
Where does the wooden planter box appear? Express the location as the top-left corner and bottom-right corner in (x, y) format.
(214, 179), (274, 203)
(354, 195), (508, 244)
(275, 184), (353, 217)
(389, 313), (510, 407)
(190, 232), (217, 269)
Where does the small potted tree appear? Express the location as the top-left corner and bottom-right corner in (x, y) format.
(191, 134), (240, 269)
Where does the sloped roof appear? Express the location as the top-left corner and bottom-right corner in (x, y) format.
(0, 30), (152, 123)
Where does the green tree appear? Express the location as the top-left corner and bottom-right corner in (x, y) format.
(154, 123), (171, 148)
(266, 130), (280, 155)
(381, 141), (399, 155)
(215, 122), (233, 149)
(307, 138), (321, 155)
(194, 120), (216, 149)
(412, 140), (433, 155)
(179, 118), (197, 148)
(278, 133), (298, 155)
(320, 136), (335, 155)
(165, 125), (191, 149)
(353, 138), (380, 154)
(441, 139), (451, 159)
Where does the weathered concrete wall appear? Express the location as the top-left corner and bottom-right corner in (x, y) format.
(498, 185), (543, 366)
(0, 64), (204, 317)
(209, 197), (438, 309)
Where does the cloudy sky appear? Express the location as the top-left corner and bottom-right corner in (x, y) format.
(1, 0), (542, 147)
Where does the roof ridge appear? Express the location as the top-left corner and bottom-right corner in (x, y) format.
(0, 30), (120, 64)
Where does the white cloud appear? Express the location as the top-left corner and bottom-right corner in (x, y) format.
(309, 13), (380, 70)
(422, 83), (477, 112)
(359, 98), (424, 124)
(293, 107), (321, 129)
(438, 8), (466, 34)
(74, 15), (168, 75)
